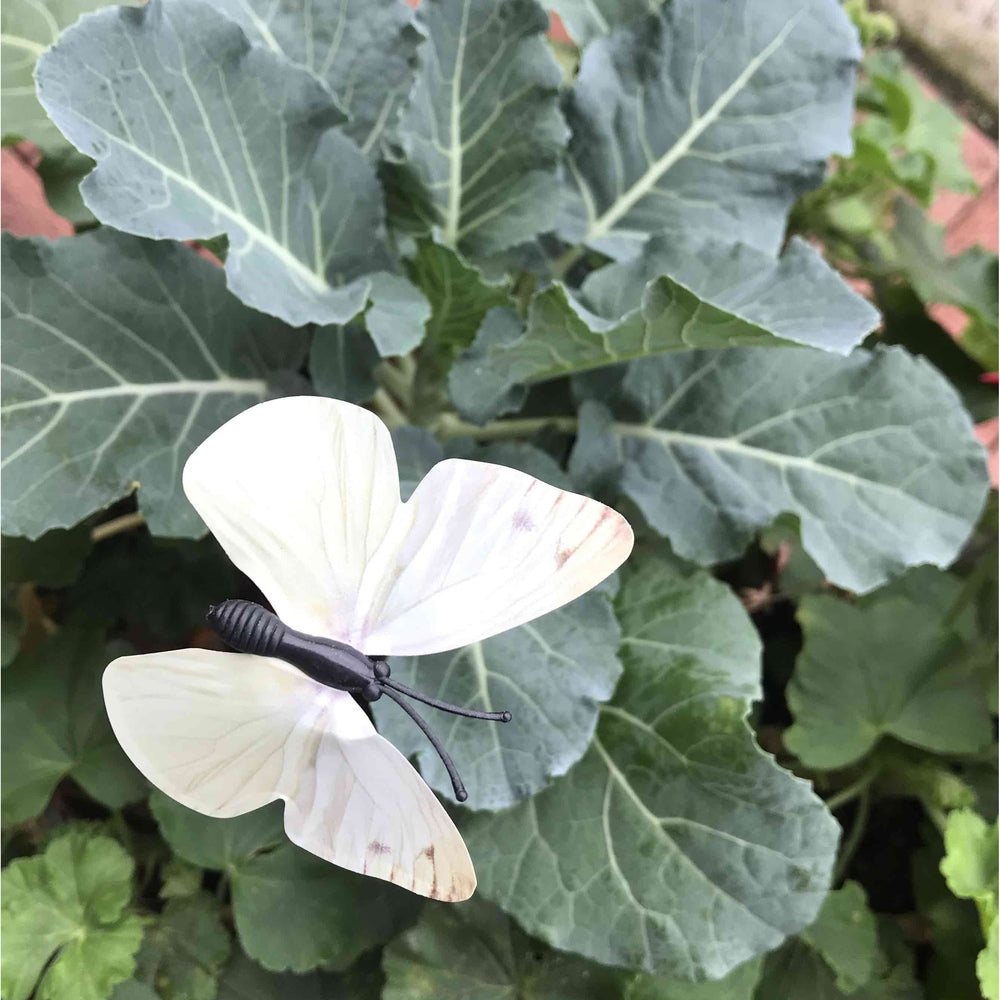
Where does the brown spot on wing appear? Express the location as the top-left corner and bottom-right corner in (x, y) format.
(368, 840), (392, 855)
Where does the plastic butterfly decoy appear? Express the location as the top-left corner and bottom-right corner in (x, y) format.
(103, 397), (633, 901)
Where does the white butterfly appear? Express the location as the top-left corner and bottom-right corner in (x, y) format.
(103, 397), (633, 901)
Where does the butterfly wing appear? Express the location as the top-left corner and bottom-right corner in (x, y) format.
(103, 649), (475, 900)
(361, 458), (634, 655)
(183, 398), (633, 656)
(182, 396), (400, 643)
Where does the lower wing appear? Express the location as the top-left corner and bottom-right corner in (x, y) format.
(103, 648), (475, 901)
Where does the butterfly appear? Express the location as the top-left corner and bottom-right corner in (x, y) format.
(103, 397), (633, 901)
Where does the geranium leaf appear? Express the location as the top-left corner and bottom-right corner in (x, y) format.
(1, 828), (144, 1000)
(625, 958), (763, 1000)
(388, 0), (568, 256)
(573, 345), (988, 593)
(0, 0), (107, 153)
(558, 0), (860, 259)
(217, 952), (383, 1000)
(149, 792), (285, 871)
(800, 882), (880, 993)
(36, 0), (395, 326)
(212, 0), (423, 156)
(449, 235), (878, 416)
(383, 897), (632, 999)
(133, 894), (231, 1000)
(150, 793), (420, 974)
(2, 628), (146, 824)
(1, 230), (308, 538)
(463, 553), (838, 977)
(785, 576), (995, 769)
(232, 844), (420, 974)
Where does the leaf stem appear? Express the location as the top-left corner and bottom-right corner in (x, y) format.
(376, 360), (412, 411)
(433, 412), (578, 441)
(826, 759), (881, 813)
(833, 784), (871, 884)
(551, 246), (584, 282)
(91, 512), (146, 542)
(370, 388), (407, 430)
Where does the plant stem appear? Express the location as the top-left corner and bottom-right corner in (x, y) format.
(91, 512), (146, 543)
(434, 412), (578, 441)
(370, 388), (407, 429)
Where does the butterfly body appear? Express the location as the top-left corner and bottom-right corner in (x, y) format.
(207, 599), (383, 701)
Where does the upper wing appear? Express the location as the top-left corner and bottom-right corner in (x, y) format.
(182, 396), (400, 644)
(183, 397), (633, 656)
(103, 649), (475, 901)
(361, 459), (634, 655)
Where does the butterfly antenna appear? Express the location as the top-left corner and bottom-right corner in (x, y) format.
(382, 677), (511, 723)
(381, 686), (469, 803)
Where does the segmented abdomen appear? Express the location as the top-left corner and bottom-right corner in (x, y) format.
(207, 599), (284, 657)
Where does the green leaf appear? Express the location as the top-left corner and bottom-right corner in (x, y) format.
(558, 0), (860, 259)
(151, 793), (420, 974)
(2, 628), (146, 824)
(626, 961), (763, 1000)
(35, 146), (96, 227)
(859, 52), (976, 197)
(217, 952), (383, 1000)
(309, 324), (380, 404)
(134, 894), (231, 1000)
(799, 882), (879, 993)
(941, 809), (999, 918)
(2, 525), (93, 588)
(374, 588), (622, 810)
(463, 552), (838, 977)
(65, 534), (238, 642)
(574, 345), (988, 593)
(407, 240), (511, 419)
(1, 827), (144, 1000)
(388, 0), (568, 256)
(0, 0), (109, 153)
(450, 235), (879, 416)
(890, 199), (999, 370)
(785, 581), (994, 769)
(1, 230), (308, 539)
(547, 0), (661, 47)
(213, 0), (422, 156)
(373, 434), (622, 809)
(150, 792), (285, 871)
(913, 831), (985, 1000)
(448, 306), (529, 423)
(36, 0), (395, 327)
(1, 594), (25, 667)
(159, 859), (203, 900)
(365, 271), (433, 357)
(755, 937), (921, 1000)
(875, 281), (998, 424)
(383, 897), (632, 999)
